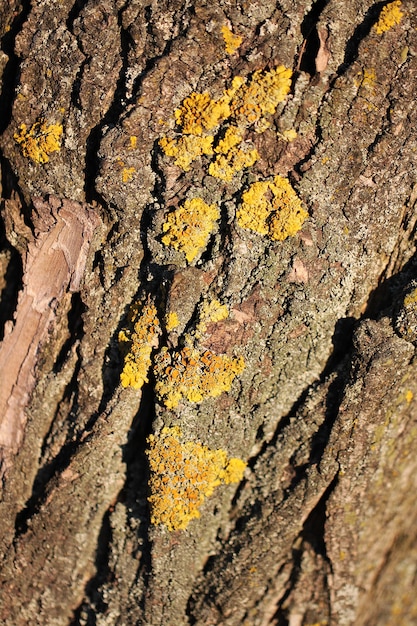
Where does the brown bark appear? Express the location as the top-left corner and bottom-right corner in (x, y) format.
(0, 1), (416, 624)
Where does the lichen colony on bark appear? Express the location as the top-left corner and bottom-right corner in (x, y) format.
(0, 0), (417, 625)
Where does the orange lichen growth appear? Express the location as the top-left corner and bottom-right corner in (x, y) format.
(209, 126), (258, 180)
(166, 311), (180, 331)
(146, 426), (246, 530)
(237, 175), (308, 240)
(230, 66), (292, 129)
(374, 1), (403, 34)
(221, 25), (242, 55)
(159, 68), (291, 176)
(161, 197), (220, 262)
(119, 297), (161, 389)
(208, 125), (259, 180)
(159, 134), (214, 171)
(173, 77), (244, 136)
(154, 345), (245, 409)
(215, 125), (243, 153)
(174, 92), (229, 135)
(14, 119), (63, 163)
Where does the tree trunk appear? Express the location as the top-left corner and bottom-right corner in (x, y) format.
(1, 0), (417, 624)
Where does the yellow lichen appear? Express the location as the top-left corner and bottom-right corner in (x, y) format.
(403, 287), (417, 308)
(209, 145), (259, 182)
(174, 91), (230, 135)
(129, 135), (137, 149)
(278, 128), (298, 142)
(208, 125), (259, 180)
(374, 0), (403, 34)
(14, 120), (63, 163)
(166, 311), (180, 331)
(173, 77), (244, 137)
(146, 426), (246, 531)
(159, 68), (291, 177)
(221, 25), (242, 55)
(361, 68), (377, 90)
(122, 166), (135, 182)
(215, 125), (243, 154)
(237, 175), (308, 240)
(161, 197), (220, 262)
(119, 297), (161, 389)
(154, 345), (245, 409)
(194, 299), (229, 337)
(200, 299), (229, 324)
(230, 66), (292, 128)
(159, 134), (214, 170)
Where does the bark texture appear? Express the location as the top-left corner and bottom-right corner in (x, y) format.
(0, 1), (417, 625)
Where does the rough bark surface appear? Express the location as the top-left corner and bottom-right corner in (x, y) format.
(0, 1), (416, 625)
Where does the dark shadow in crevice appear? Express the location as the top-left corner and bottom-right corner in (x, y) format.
(53, 292), (85, 373)
(337, 1), (389, 76)
(0, 0), (32, 135)
(70, 382), (155, 625)
(272, 474), (337, 626)
(0, 224), (23, 341)
(82, 3), (192, 207)
(298, 0), (330, 76)
(69, 509), (113, 626)
(14, 360), (81, 536)
(363, 250), (417, 322)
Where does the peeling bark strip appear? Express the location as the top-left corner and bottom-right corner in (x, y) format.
(0, 196), (100, 474)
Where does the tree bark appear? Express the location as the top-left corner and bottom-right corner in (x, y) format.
(1, 1), (417, 624)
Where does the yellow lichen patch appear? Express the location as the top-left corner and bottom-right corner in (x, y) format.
(159, 68), (292, 176)
(209, 126), (259, 181)
(129, 135), (137, 149)
(200, 299), (229, 324)
(215, 125), (243, 154)
(209, 145), (259, 181)
(14, 120), (63, 163)
(154, 345), (245, 409)
(122, 166), (135, 182)
(174, 92), (229, 135)
(374, 0), (403, 34)
(195, 299), (229, 337)
(221, 25), (242, 55)
(159, 134), (214, 171)
(119, 297), (161, 389)
(173, 77), (244, 137)
(166, 311), (180, 331)
(237, 175), (308, 241)
(230, 66), (292, 128)
(361, 68), (377, 90)
(161, 197), (220, 262)
(403, 287), (417, 308)
(278, 128), (298, 142)
(146, 426), (246, 531)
